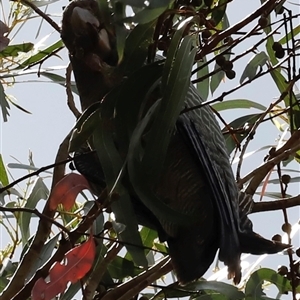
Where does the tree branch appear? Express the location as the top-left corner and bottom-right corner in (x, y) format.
(251, 194), (300, 213)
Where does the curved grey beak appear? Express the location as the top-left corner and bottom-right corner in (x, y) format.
(71, 7), (111, 55)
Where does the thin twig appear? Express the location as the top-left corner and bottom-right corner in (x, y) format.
(66, 63), (81, 118)
(84, 243), (123, 300)
(11, 0), (61, 33)
(0, 157), (73, 194)
(101, 256), (172, 300)
(0, 206), (70, 234)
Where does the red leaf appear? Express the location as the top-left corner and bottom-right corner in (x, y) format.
(49, 173), (91, 211)
(31, 236), (96, 300)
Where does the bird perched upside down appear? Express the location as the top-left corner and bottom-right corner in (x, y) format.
(61, 0), (289, 285)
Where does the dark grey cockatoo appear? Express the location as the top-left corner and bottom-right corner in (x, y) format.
(61, 0), (289, 284)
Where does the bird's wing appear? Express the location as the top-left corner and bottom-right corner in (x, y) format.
(176, 85), (242, 282)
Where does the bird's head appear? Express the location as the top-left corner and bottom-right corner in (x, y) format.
(61, 0), (118, 71)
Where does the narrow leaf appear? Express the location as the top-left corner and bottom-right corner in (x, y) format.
(240, 51), (269, 84)
(49, 173), (91, 211)
(0, 81), (10, 122)
(32, 236), (96, 300)
(212, 99), (267, 112)
(0, 43), (33, 58)
(19, 177), (49, 245)
(0, 154), (9, 186)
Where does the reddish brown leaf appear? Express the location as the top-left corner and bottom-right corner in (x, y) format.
(49, 173), (91, 211)
(31, 236), (96, 300)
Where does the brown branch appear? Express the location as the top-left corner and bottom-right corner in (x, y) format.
(101, 256), (172, 300)
(10, 0), (61, 33)
(66, 63), (81, 119)
(0, 206), (70, 234)
(84, 243), (123, 300)
(251, 194), (300, 213)
(0, 157), (73, 194)
(238, 129), (300, 188)
(243, 137), (300, 196)
(199, 0), (280, 57)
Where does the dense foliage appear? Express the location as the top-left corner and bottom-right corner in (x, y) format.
(0, 0), (299, 299)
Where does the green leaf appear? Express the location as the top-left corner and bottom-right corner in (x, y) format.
(143, 32), (197, 176)
(7, 163), (52, 174)
(114, 61), (164, 151)
(222, 113), (263, 154)
(0, 81), (10, 122)
(118, 0), (172, 8)
(212, 99), (267, 112)
(188, 281), (244, 299)
(108, 255), (142, 279)
(19, 177), (49, 246)
(92, 98), (148, 267)
(22, 234), (59, 281)
(140, 226), (158, 250)
(125, 5), (170, 24)
(245, 268), (298, 300)
(210, 64), (224, 95)
(0, 154), (9, 186)
(278, 24), (300, 45)
(211, 0), (227, 26)
(15, 40), (64, 70)
(194, 295), (232, 299)
(119, 20), (156, 74)
(115, 23), (128, 65)
(153, 280), (244, 299)
(69, 104), (101, 152)
(0, 43), (33, 58)
(40, 72), (78, 95)
(196, 56), (209, 101)
(83, 201), (104, 234)
(6, 95), (31, 115)
(240, 51), (269, 84)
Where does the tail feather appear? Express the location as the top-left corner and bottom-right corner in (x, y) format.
(239, 232), (290, 254)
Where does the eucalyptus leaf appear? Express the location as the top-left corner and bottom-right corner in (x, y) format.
(0, 154), (9, 186)
(40, 72), (78, 95)
(0, 43), (33, 58)
(278, 24), (300, 45)
(119, 20), (156, 74)
(108, 255), (142, 279)
(69, 106), (101, 153)
(222, 113), (263, 155)
(15, 40), (64, 70)
(19, 177), (49, 246)
(245, 268), (299, 300)
(0, 81), (10, 122)
(7, 163), (52, 174)
(211, 0), (228, 26)
(24, 234), (59, 282)
(212, 99), (267, 112)
(92, 98), (148, 267)
(125, 6), (169, 24)
(196, 56), (209, 101)
(240, 51), (269, 84)
(118, 0), (172, 8)
(210, 64), (224, 95)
